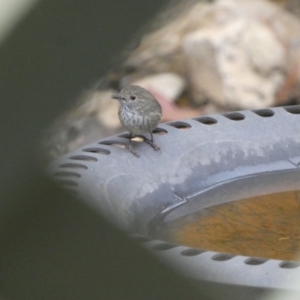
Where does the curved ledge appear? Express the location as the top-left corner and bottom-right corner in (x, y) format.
(48, 105), (300, 295)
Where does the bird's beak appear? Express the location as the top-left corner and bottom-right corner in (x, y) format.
(111, 95), (120, 100)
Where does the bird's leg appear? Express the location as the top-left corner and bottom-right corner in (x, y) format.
(143, 131), (160, 151)
(126, 133), (140, 157)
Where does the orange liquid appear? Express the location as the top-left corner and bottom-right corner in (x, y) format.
(156, 190), (300, 261)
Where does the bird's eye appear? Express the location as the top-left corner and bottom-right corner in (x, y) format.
(130, 96), (136, 100)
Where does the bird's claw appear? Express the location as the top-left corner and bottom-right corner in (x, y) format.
(143, 136), (160, 151)
(126, 143), (140, 158)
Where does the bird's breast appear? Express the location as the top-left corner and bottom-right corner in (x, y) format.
(118, 106), (159, 135)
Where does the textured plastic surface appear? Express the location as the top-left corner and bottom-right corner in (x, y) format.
(49, 106), (300, 232)
(133, 236), (300, 295)
(49, 105), (300, 296)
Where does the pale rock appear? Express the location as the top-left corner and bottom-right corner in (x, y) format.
(132, 72), (186, 102)
(73, 89), (120, 129)
(91, 90), (120, 128)
(183, 2), (288, 108)
(125, 0), (300, 108)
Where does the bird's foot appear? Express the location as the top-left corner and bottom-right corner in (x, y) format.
(143, 136), (160, 151)
(126, 143), (140, 158)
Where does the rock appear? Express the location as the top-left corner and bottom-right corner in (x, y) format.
(183, 18), (287, 108)
(132, 72), (186, 103)
(125, 0), (300, 109)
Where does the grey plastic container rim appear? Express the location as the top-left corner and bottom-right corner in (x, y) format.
(49, 105), (300, 295)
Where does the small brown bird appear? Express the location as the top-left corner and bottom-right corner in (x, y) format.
(112, 85), (162, 157)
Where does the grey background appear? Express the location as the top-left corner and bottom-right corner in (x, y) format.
(0, 1), (208, 299)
